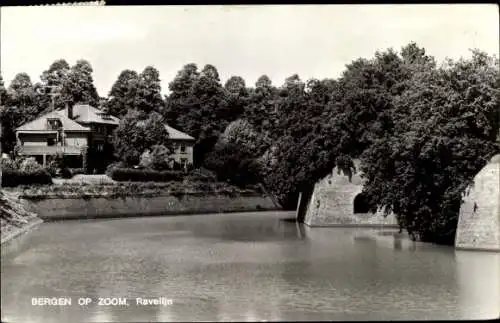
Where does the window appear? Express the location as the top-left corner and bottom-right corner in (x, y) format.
(180, 158), (188, 166)
(180, 144), (186, 153)
(97, 112), (112, 120)
(47, 118), (62, 131)
(95, 125), (105, 134)
(96, 143), (104, 152)
(47, 138), (55, 146)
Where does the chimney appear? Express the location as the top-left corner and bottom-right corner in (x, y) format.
(67, 103), (73, 119)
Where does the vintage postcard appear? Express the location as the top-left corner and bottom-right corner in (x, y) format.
(1, 4), (499, 323)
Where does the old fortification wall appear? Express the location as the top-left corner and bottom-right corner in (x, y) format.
(303, 159), (398, 227)
(455, 154), (500, 251)
(19, 193), (279, 221)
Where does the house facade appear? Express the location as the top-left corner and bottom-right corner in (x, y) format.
(164, 124), (195, 167)
(15, 104), (195, 170)
(15, 104), (119, 169)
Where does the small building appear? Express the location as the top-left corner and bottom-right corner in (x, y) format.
(15, 104), (119, 168)
(136, 120), (196, 169)
(164, 124), (195, 168)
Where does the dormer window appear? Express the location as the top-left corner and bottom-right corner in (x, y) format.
(97, 112), (112, 120)
(47, 118), (62, 130)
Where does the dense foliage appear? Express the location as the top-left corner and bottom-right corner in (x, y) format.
(205, 119), (267, 187)
(139, 144), (173, 171)
(1, 169), (53, 187)
(106, 167), (184, 182)
(112, 110), (171, 166)
(360, 50), (500, 244)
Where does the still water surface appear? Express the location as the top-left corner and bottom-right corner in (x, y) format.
(1, 211), (499, 322)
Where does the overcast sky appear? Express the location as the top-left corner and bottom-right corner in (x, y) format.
(1, 4), (498, 97)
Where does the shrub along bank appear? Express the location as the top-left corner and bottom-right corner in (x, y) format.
(107, 167), (185, 182)
(13, 180), (265, 200)
(1, 169), (53, 187)
(106, 165), (218, 183)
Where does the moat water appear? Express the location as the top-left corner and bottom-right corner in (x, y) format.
(1, 211), (499, 322)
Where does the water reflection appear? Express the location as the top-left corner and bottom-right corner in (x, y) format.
(456, 250), (500, 319)
(1, 211), (499, 322)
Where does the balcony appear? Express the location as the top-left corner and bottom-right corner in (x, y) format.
(18, 145), (84, 156)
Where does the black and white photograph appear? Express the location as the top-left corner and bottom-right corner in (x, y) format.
(1, 3), (499, 322)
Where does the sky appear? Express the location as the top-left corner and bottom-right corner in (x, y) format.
(1, 4), (498, 97)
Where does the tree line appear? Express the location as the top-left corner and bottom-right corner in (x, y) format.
(1, 42), (499, 244)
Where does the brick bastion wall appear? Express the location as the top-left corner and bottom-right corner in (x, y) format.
(302, 155), (500, 252)
(455, 154), (500, 251)
(19, 193), (280, 221)
(302, 159), (398, 228)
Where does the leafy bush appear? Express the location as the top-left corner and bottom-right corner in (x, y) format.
(107, 167), (185, 182)
(205, 142), (262, 187)
(69, 168), (85, 176)
(19, 157), (43, 172)
(0, 158), (18, 171)
(113, 110), (171, 166)
(106, 161), (127, 172)
(171, 161), (183, 171)
(139, 144), (173, 171)
(45, 160), (58, 177)
(52, 153), (66, 169)
(61, 167), (73, 179)
(44, 154), (84, 178)
(186, 168), (217, 182)
(219, 119), (269, 157)
(1, 169), (53, 187)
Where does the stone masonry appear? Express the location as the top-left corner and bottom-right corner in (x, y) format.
(302, 159), (398, 227)
(455, 154), (500, 251)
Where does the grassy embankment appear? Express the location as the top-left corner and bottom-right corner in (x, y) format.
(0, 190), (41, 242)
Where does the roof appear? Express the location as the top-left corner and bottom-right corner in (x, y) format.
(165, 124), (195, 141)
(65, 104), (120, 125)
(135, 120), (195, 141)
(16, 110), (91, 132)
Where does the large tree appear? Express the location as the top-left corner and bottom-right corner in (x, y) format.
(360, 49), (500, 244)
(223, 75), (248, 121)
(34, 59), (71, 114)
(167, 64), (230, 166)
(41, 59), (70, 88)
(261, 74), (340, 208)
(244, 75), (278, 140)
(134, 66), (164, 115)
(190, 64), (230, 165)
(6, 73), (36, 110)
(164, 63), (200, 129)
(205, 119), (264, 186)
(105, 69), (139, 117)
(0, 74), (9, 106)
(1, 73), (39, 154)
(60, 59), (100, 107)
(113, 110), (171, 166)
